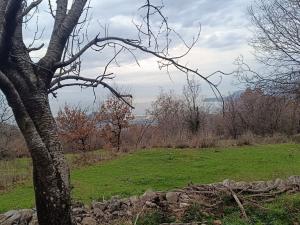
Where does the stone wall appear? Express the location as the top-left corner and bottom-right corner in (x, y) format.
(1, 176), (300, 225)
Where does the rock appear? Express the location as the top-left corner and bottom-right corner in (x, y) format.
(111, 211), (119, 217)
(73, 202), (84, 208)
(29, 213), (38, 225)
(107, 199), (121, 212)
(75, 216), (82, 223)
(274, 179), (284, 187)
(234, 181), (248, 189)
(93, 208), (104, 218)
(179, 203), (190, 208)
(0, 210), (21, 225)
(213, 220), (222, 225)
(255, 181), (268, 190)
(166, 192), (178, 203)
(180, 193), (190, 202)
(0, 209), (34, 225)
(72, 207), (87, 215)
(129, 196), (139, 204)
(222, 179), (234, 187)
(81, 217), (97, 225)
(145, 201), (157, 208)
(142, 190), (156, 200)
(92, 202), (107, 211)
(288, 176), (300, 185)
(19, 209), (33, 225)
(126, 210), (133, 216)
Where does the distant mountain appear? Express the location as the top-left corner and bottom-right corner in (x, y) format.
(204, 90), (244, 103)
(131, 115), (154, 125)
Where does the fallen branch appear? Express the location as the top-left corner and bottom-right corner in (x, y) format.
(227, 186), (249, 221)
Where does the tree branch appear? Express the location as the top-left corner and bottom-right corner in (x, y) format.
(22, 0), (43, 17)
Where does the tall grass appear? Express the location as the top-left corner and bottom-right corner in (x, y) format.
(0, 158), (31, 190)
(0, 150), (116, 191)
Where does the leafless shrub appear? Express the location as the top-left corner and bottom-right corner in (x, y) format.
(183, 76), (208, 134)
(292, 134), (300, 144)
(237, 131), (255, 146)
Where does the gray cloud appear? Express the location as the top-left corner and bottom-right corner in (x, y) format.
(23, 0), (254, 114)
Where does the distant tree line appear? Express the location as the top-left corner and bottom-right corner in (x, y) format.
(56, 79), (299, 151)
(1, 81), (300, 159)
(141, 85), (300, 148)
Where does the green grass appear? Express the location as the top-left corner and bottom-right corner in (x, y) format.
(221, 193), (300, 225)
(0, 143), (300, 212)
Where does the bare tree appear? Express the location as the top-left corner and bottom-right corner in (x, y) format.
(223, 88), (297, 137)
(224, 94), (243, 139)
(134, 115), (155, 149)
(148, 90), (186, 144)
(237, 88), (287, 135)
(240, 0), (300, 96)
(183, 76), (207, 134)
(98, 95), (134, 152)
(0, 1), (224, 224)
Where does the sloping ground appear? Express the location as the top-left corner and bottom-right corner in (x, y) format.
(1, 143), (300, 212)
(1, 176), (300, 225)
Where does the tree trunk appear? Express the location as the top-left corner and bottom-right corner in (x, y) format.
(6, 90), (73, 225)
(117, 125), (122, 152)
(0, 1), (88, 224)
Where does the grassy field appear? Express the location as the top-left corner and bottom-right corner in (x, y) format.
(0, 143), (300, 212)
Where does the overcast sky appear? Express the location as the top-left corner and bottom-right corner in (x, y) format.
(28, 0), (256, 115)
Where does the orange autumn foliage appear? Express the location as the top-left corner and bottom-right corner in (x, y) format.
(98, 96), (134, 151)
(57, 105), (96, 151)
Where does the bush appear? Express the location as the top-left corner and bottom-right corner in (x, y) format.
(199, 135), (218, 148)
(190, 133), (218, 149)
(174, 143), (190, 149)
(237, 131), (255, 146)
(292, 134), (300, 144)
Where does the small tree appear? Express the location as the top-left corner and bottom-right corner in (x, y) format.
(183, 77), (207, 134)
(57, 105), (95, 152)
(238, 88), (287, 135)
(99, 96), (134, 152)
(148, 90), (186, 143)
(223, 88), (298, 137)
(223, 94), (243, 139)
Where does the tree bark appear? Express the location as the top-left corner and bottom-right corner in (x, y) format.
(27, 94), (73, 225)
(0, 2), (75, 223)
(6, 89), (73, 225)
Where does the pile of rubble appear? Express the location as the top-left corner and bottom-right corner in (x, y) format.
(1, 176), (300, 225)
